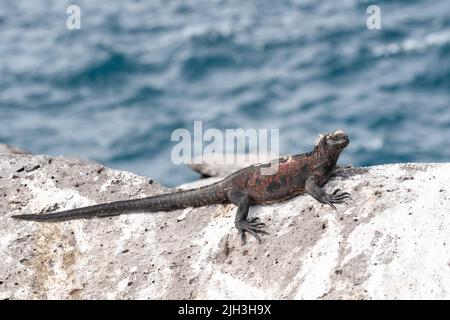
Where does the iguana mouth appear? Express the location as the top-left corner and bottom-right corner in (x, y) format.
(330, 138), (349, 147)
(328, 130), (349, 147)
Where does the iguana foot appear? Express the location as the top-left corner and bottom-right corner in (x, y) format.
(325, 189), (352, 210)
(236, 217), (269, 245)
(305, 177), (352, 210)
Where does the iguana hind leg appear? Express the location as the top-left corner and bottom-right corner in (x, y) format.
(305, 176), (351, 210)
(227, 189), (268, 245)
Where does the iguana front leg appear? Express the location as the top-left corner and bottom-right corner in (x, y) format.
(227, 190), (268, 245)
(305, 176), (351, 210)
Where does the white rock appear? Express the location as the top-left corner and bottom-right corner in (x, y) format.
(176, 177), (222, 190)
(1, 155), (450, 299)
(188, 153), (275, 177)
(0, 144), (30, 155)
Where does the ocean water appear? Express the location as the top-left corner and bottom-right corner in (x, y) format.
(1, 0), (450, 186)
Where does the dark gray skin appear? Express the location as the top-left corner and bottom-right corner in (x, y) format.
(13, 130), (351, 245)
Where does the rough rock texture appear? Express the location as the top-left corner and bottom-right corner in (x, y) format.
(1, 155), (450, 299)
(188, 153), (275, 177)
(0, 144), (30, 155)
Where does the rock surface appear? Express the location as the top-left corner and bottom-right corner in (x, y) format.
(1, 155), (450, 299)
(0, 144), (30, 155)
(188, 153), (275, 177)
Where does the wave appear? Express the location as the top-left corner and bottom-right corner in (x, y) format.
(372, 30), (450, 57)
(55, 50), (164, 87)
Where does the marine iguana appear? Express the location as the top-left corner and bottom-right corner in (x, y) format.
(12, 130), (351, 244)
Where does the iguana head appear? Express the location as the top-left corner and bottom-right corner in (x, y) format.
(314, 129), (349, 167)
(315, 129), (350, 151)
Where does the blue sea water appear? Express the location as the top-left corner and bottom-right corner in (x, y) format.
(1, 0), (450, 186)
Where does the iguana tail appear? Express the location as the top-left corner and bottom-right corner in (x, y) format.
(11, 183), (227, 222)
